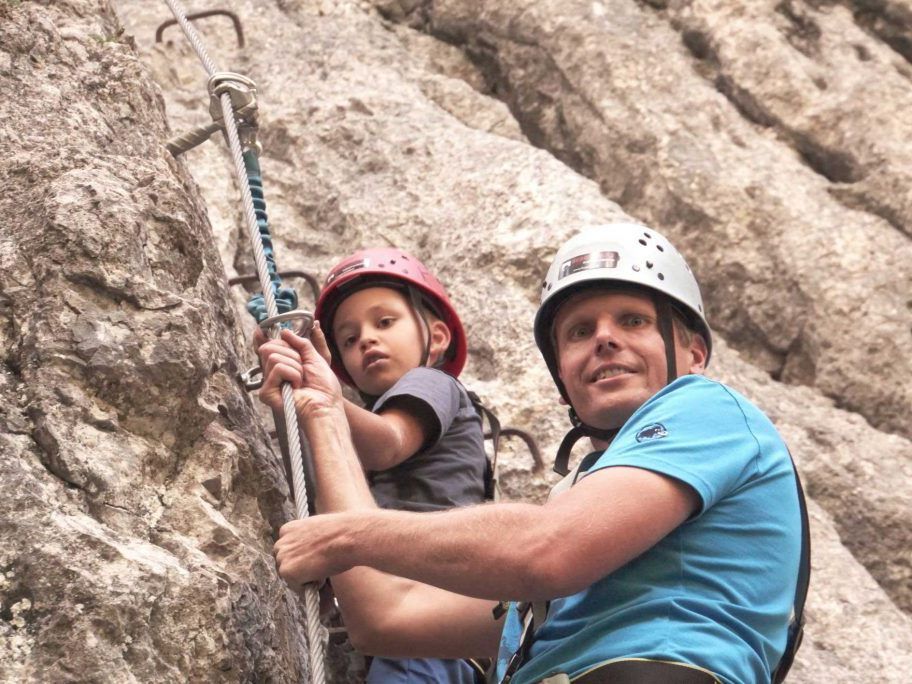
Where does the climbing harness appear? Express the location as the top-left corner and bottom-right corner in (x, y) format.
(160, 1), (325, 681)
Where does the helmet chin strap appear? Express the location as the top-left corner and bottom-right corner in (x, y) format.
(407, 286), (432, 368)
(553, 293), (678, 477)
(362, 287), (430, 409)
(654, 293), (678, 386)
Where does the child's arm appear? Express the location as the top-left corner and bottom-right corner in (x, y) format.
(259, 329), (436, 472)
(342, 400), (434, 472)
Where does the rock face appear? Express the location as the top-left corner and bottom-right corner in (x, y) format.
(414, 0), (912, 442)
(0, 3), (307, 681)
(2, 0), (911, 682)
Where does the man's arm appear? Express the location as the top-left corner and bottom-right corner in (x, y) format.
(270, 331), (697, 651)
(277, 463), (699, 602)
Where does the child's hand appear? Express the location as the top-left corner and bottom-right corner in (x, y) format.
(277, 329), (344, 418)
(310, 320), (333, 365)
(256, 332), (304, 412)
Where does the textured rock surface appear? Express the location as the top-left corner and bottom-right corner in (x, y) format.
(3, 0), (911, 681)
(0, 2), (308, 681)
(410, 0), (912, 444)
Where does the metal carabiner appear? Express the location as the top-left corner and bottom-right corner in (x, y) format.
(257, 309), (314, 337)
(238, 311), (314, 392)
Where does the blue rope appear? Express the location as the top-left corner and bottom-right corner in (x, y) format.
(242, 150), (298, 323)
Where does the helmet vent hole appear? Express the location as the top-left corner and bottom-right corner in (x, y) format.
(632, 265), (641, 272)
(638, 239), (647, 246)
(391, 259), (397, 264)
(656, 245), (665, 252)
(658, 273), (665, 280)
(646, 261), (654, 269)
(643, 231), (651, 238)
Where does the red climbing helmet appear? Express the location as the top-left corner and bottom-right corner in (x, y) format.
(314, 247), (468, 387)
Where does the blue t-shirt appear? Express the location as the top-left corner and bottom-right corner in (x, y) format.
(497, 375), (802, 684)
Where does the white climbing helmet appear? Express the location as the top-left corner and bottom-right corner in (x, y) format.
(534, 222), (713, 400)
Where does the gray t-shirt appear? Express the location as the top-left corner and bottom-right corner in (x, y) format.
(369, 367), (487, 512)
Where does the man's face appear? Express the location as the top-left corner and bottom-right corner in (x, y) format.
(554, 290), (706, 430)
(333, 287), (425, 396)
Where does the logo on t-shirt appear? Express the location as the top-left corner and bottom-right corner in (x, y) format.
(635, 423), (668, 442)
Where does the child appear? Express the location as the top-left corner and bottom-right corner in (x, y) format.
(257, 247), (487, 683)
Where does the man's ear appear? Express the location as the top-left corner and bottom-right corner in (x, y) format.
(686, 333), (709, 374)
(427, 320), (452, 365)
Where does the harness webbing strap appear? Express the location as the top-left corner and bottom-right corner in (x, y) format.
(467, 390), (502, 501)
(772, 451), (811, 683)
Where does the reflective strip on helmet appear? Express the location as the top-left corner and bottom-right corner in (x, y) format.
(558, 251), (620, 280)
(325, 257), (371, 285)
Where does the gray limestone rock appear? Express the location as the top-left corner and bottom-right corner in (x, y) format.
(1, 2), (308, 681)
(415, 0), (912, 444)
(3, 0), (911, 681)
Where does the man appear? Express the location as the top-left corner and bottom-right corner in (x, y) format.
(264, 223), (804, 684)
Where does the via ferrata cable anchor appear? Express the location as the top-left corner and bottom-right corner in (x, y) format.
(165, 71), (260, 157)
(155, 9), (246, 48)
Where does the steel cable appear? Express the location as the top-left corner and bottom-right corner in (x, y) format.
(161, 1), (326, 681)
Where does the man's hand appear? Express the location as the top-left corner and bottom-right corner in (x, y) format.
(256, 328), (344, 417)
(274, 512), (357, 586)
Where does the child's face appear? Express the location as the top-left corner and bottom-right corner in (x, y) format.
(332, 286), (427, 396)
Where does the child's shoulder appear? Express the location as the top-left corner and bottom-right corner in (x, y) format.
(376, 367), (463, 407)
